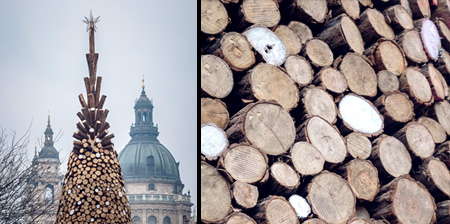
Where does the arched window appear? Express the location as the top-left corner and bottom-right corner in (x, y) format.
(163, 216), (171, 224)
(148, 216), (157, 224)
(143, 114), (146, 122)
(132, 216), (142, 224)
(146, 155), (155, 174)
(137, 112), (142, 122)
(44, 185), (54, 204)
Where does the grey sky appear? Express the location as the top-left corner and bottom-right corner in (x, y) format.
(0, 1), (197, 207)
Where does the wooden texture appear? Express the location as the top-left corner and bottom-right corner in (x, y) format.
(238, 0), (280, 29)
(201, 55), (234, 98)
(377, 70), (399, 93)
(290, 142), (325, 176)
(383, 5), (414, 32)
(220, 212), (256, 224)
(412, 158), (450, 199)
(431, 0), (450, 27)
(374, 91), (414, 129)
(329, 0), (360, 20)
(365, 39), (407, 76)
(248, 196), (299, 224)
(398, 67), (433, 107)
(435, 18), (450, 51)
(284, 55), (313, 87)
(393, 121), (435, 159)
(396, 29), (428, 64)
(201, 0), (229, 34)
(436, 200), (450, 224)
(213, 32), (256, 71)
(313, 67), (348, 94)
(358, 8), (395, 45)
(371, 135), (412, 178)
(339, 53), (378, 97)
(428, 100), (450, 135)
(274, 25), (302, 56)
(421, 63), (447, 101)
(417, 116), (447, 143)
(337, 159), (379, 201)
(346, 132), (372, 159)
(298, 86), (337, 124)
(288, 0), (328, 24)
(222, 144), (267, 184)
(201, 97), (230, 130)
(265, 162), (300, 196)
(231, 181), (259, 209)
(287, 21), (313, 44)
(303, 38), (334, 68)
(243, 25), (287, 66)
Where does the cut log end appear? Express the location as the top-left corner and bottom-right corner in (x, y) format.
(314, 67), (348, 94)
(305, 39), (334, 67)
(418, 117), (447, 143)
(201, 0), (229, 35)
(378, 70), (399, 93)
(274, 25), (302, 56)
(287, 21), (313, 44)
(220, 32), (256, 71)
(339, 53), (378, 97)
(224, 145), (267, 183)
(398, 29), (428, 64)
(201, 98), (230, 130)
(201, 55), (234, 98)
(346, 132), (372, 159)
(420, 19), (442, 61)
(291, 142), (325, 176)
(285, 55), (313, 87)
(302, 86), (337, 124)
(240, 0), (280, 28)
(373, 135), (412, 178)
(232, 181), (259, 209)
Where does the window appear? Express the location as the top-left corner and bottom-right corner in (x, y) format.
(148, 216), (157, 224)
(44, 185), (54, 204)
(148, 184), (155, 191)
(132, 216), (142, 224)
(146, 156), (155, 174)
(173, 186), (177, 194)
(163, 216), (171, 224)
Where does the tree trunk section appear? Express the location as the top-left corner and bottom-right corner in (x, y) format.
(346, 132), (372, 159)
(336, 159), (380, 201)
(364, 39), (407, 75)
(201, 55), (234, 98)
(377, 70), (399, 93)
(274, 25), (302, 56)
(417, 116), (447, 143)
(427, 100), (450, 135)
(296, 85), (337, 124)
(398, 67), (433, 110)
(201, 98), (230, 130)
(383, 5), (414, 32)
(329, 0), (360, 20)
(393, 121), (435, 159)
(248, 195), (300, 224)
(339, 53), (378, 97)
(408, 0), (431, 19)
(370, 135), (412, 179)
(222, 144), (268, 184)
(264, 162), (300, 196)
(220, 212), (256, 224)
(288, 0), (328, 24)
(436, 200), (450, 224)
(435, 18), (450, 51)
(237, 0), (280, 30)
(415, 18), (442, 61)
(358, 8), (395, 45)
(287, 21), (313, 44)
(290, 142), (325, 176)
(313, 67), (348, 94)
(431, 0), (450, 27)
(303, 38), (334, 68)
(412, 158), (450, 201)
(201, 0), (229, 35)
(396, 29), (428, 64)
(285, 55), (314, 87)
(374, 91), (414, 131)
(231, 181), (259, 209)
(303, 218), (327, 224)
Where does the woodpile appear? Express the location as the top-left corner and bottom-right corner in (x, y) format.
(201, 0), (450, 223)
(55, 14), (131, 223)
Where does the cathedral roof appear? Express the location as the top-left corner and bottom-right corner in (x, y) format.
(38, 115), (60, 160)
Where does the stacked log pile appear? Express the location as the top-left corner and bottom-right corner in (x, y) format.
(201, 0), (450, 223)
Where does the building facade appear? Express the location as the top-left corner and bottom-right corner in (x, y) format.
(118, 81), (193, 224)
(26, 116), (64, 224)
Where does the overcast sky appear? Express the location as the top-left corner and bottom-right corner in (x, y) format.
(0, 1), (197, 207)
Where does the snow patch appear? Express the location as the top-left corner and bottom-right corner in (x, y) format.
(201, 124), (228, 157)
(339, 95), (383, 134)
(288, 194), (311, 219)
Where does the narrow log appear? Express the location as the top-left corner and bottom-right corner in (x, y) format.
(201, 123), (229, 161)
(201, 54), (234, 99)
(421, 63), (447, 101)
(329, 0), (360, 20)
(296, 85), (337, 124)
(396, 29), (428, 64)
(243, 25), (287, 66)
(346, 132), (372, 159)
(290, 141), (325, 176)
(264, 162), (300, 196)
(398, 67), (433, 109)
(377, 70), (399, 93)
(412, 158), (450, 200)
(201, 162), (232, 223)
(231, 181), (258, 209)
(222, 144), (267, 184)
(288, 194), (311, 220)
(408, 0), (431, 18)
(287, 21), (313, 44)
(76, 112), (85, 122)
(94, 76), (102, 106)
(435, 18), (450, 51)
(418, 116), (447, 143)
(316, 14), (364, 55)
(98, 121), (110, 134)
(307, 171), (356, 223)
(236, 0), (280, 30)
(436, 200), (450, 224)
(200, 0), (229, 35)
(371, 175), (436, 224)
(284, 55), (313, 87)
(201, 97), (229, 130)
(435, 49), (450, 84)
(78, 94), (88, 108)
(428, 100), (450, 135)
(288, 0), (328, 24)
(98, 95), (106, 109)
(297, 116), (347, 164)
(303, 38), (334, 68)
(336, 159), (380, 201)
(371, 135), (412, 179)
(383, 5), (414, 32)
(358, 8), (395, 45)
(415, 18), (442, 61)
(393, 121), (435, 159)
(76, 122), (88, 134)
(220, 212), (256, 224)
(274, 25), (302, 56)
(374, 91), (414, 131)
(226, 102), (295, 156)
(72, 130), (88, 141)
(431, 0), (450, 27)
(339, 53), (378, 97)
(364, 39), (407, 75)
(248, 195), (299, 224)
(98, 129), (109, 140)
(83, 77), (91, 95)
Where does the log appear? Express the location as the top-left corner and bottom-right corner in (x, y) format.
(417, 116), (447, 143)
(329, 0), (360, 20)
(436, 200), (450, 224)
(201, 123), (229, 161)
(288, 0), (328, 24)
(371, 175), (436, 224)
(371, 135), (412, 178)
(346, 132), (372, 160)
(364, 39), (407, 75)
(412, 158), (450, 200)
(297, 116), (347, 164)
(297, 86), (337, 124)
(303, 218), (326, 224)
(242, 25), (287, 66)
(398, 67), (433, 108)
(220, 212), (256, 224)
(336, 159), (380, 201)
(290, 141), (325, 176)
(248, 195), (299, 224)
(313, 67), (348, 94)
(383, 5), (414, 32)
(435, 18), (450, 51)
(78, 94), (88, 108)
(377, 70), (399, 93)
(274, 25), (302, 56)
(288, 194), (311, 220)
(303, 38), (334, 68)
(307, 171), (356, 223)
(237, 0), (280, 30)
(94, 76), (102, 106)
(435, 50), (450, 84)
(435, 141), (450, 168)
(428, 100), (450, 135)
(265, 162), (300, 196)
(201, 98), (229, 130)
(347, 218), (374, 224)
(287, 21), (313, 44)
(222, 144), (268, 184)
(421, 63), (447, 101)
(339, 53), (378, 97)
(416, 18), (442, 61)
(98, 95), (106, 109)
(408, 0), (431, 18)
(431, 0), (450, 27)
(396, 29), (428, 64)
(374, 91), (414, 130)
(201, 0), (229, 35)
(201, 54), (234, 99)
(238, 63), (299, 111)
(338, 94), (384, 137)
(358, 8), (395, 45)
(354, 206), (371, 219)
(231, 181), (258, 209)
(76, 111), (85, 121)
(316, 14), (365, 55)
(201, 162), (232, 223)
(284, 55), (313, 87)
(393, 121), (435, 159)
(226, 102), (296, 155)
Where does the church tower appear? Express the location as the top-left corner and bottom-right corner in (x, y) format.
(27, 115), (63, 224)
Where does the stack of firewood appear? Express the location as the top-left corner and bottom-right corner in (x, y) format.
(201, 0), (450, 223)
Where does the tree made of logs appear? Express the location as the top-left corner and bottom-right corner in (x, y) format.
(55, 11), (131, 223)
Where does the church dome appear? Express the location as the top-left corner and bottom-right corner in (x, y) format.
(38, 115), (60, 160)
(118, 80), (181, 182)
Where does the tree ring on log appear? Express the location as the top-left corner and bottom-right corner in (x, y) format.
(291, 142), (325, 176)
(224, 145), (267, 183)
(201, 55), (234, 98)
(341, 15), (365, 54)
(285, 55), (313, 87)
(339, 53), (377, 97)
(241, 0), (280, 28)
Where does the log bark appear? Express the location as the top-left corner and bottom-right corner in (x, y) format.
(377, 70), (399, 93)
(436, 200), (450, 224)
(364, 39), (407, 75)
(396, 29), (428, 64)
(222, 144), (268, 184)
(201, 123), (229, 161)
(201, 162), (232, 223)
(398, 67), (433, 109)
(316, 14), (365, 55)
(238, 63), (299, 111)
(435, 50), (450, 84)
(428, 100), (450, 135)
(371, 175), (436, 224)
(288, 194), (311, 220)
(274, 25), (302, 56)
(303, 38), (334, 68)
(408, 0), (431, 19)
(431, 0), (450, 27)
(226, 102), (296, 155)
(421, 63), (447, 101)
(242, 25), (287, 66)
(393, 121), (435, 159)
(231, 181), (259, 209)
(288, 0), (328, 24)
(435, 141), (450, 169)
(418, 116), (447, 143)
(435, 18), (450, 51)
(383, 5), (414, 32)
(220, 212), (256, 224)
(287, 21), (313, 44)
(346, 132), (372, 160)
(374, 91), (414, 131)
(237, 0), (280, 30)
(296, 85), (337, 124)
(248, 195), (299, 224)
(339, 53), (378, 97)
(329, 0), (360, 20)
(313, 67), (348, 94)
(336, 159), (380, 201)
(201, 54), (234, 98)
(284, 55), (313, 87)
(358, 8), (395, 45)
(412, 158), (450, 200)
(290, 141), (325, 176)
(264, 162), (300, 196)
(370, 135), (412, 179)
(201, 98), (230, 130)
(201, 0), (229, 35)
(307, 171), (356, 223)
(297, 116), (347, 164)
